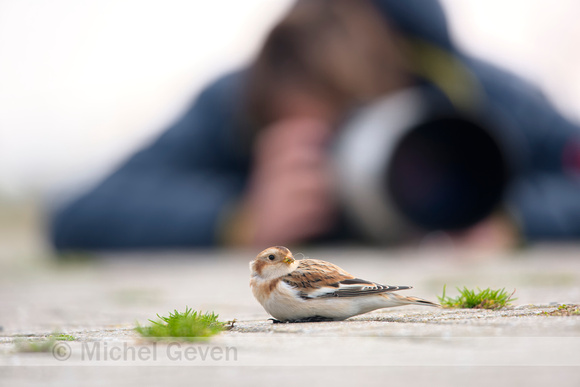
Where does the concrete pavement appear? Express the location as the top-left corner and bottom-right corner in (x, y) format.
(1, 245), (580, 386)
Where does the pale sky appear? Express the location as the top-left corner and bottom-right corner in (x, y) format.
(1, 0), (579, 198)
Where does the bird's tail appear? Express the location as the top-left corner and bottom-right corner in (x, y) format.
(383, 293), (440, 307)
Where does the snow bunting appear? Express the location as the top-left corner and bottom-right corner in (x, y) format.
(250, 246), (439, 322)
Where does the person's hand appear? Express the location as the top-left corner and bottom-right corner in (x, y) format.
(234, 118), (337, 247)
(450, 211), (520, 251)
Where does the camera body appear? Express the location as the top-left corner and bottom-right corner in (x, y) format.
(334, 87), (512, 243)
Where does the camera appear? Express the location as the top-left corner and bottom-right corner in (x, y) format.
(335, 86), (513, 243)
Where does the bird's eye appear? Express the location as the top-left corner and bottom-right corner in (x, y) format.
(268, 254), (275, 261)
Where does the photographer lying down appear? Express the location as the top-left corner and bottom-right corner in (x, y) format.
(50, 0), (580, 251)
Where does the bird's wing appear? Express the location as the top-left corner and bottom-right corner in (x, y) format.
(281, 259), (411, 299)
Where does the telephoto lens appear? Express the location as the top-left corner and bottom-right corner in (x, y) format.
(334, 87), (512, 243)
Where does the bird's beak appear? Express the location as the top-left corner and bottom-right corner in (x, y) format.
(283, 256), (295, 264)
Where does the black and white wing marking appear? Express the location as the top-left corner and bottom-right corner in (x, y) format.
(280, 259), (412, 299)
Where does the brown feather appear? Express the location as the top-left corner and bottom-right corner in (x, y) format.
(273, 246), (292, 256)
(281, 259), (354, 289)
(252, 259), (266, 276)
(280, 259), (412, 298)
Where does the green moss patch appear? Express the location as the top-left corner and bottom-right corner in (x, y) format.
(135, 307), (232, 341)
(438, 285), (516, 309)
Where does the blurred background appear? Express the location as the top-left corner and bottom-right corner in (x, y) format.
(1, 0), (580, 259)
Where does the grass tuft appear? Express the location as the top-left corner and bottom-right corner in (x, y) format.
(438, 285), (516, 309)
(15, 338), (56, 353)
(50, 333), (76, 341)
(14, 332), (76, 353)
(135, 307), (230, 341)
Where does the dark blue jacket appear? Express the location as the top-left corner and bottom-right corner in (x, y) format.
(51, 0), (580, 249)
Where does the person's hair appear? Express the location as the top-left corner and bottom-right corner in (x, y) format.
(244, 0), (410, 128)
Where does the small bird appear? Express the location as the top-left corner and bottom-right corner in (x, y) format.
(250, 246), (439, 322)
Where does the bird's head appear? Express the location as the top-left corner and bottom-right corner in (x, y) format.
(250, 246), (297, 279)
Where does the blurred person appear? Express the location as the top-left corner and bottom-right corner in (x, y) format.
(49, 0), (580, 251)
